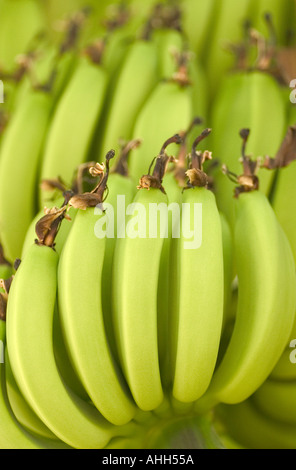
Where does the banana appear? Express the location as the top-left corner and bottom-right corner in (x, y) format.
(0, 315), (72, 449)
(112, 135), (182, 411)
(216, 399), (296, 449)
(203, 0), (253, 98)
(0, 0), (46, 71)
(128, 54), (194, 183)
(58, 151), (137, 426)
(169, 129), (224, 403)
(98, 34), (159, 164)
(272, 126), (296, 263)
(196, 143), (296, 408)
(270, 346), (296, 381)
(252, 379), (296, 425)
(101, 140), (141, 361)
(210, 69), (287, 226)
(39, 39), (108, 208)
(6, 204), (139, 448)
(180, 0), (217, 59)
(4, 347), (59, 441)
(219, 210), (235, 330)
(0, 245), (13, 282)
(0, 84), (55, 264)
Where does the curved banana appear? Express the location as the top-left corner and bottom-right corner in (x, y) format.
(101, 140), (140, 361)
(180, 0), (217, 59)
(0, 85), (54, 264)
(252, 378), (296, 425)
(4, 347), (59, 441)
(216, 399), (296, 449)
(0, 0), (45, 71)
(0, 318), (71, 449)
(210, 70), (287, 226)
(58, 152), (137, 426)
(198, 150), (296, 407)
(39, 40), (108, 208)
(169, 129), (224, 403)
(112, 135), (182, 411)
(6, 205), (138, 448)
(128, 54), (194, 183)
(99, 36), (159, 165)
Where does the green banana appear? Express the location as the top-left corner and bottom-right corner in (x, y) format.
(58, 151), (137, 426)
(216, 399), (296, 449)
(39, 40), (108, 208)
(101, 140), (140, 361)
(180, 0), (217, 59)
(0, 0), (46, 71)
(197, 148), (296, 408)
(252, 379), (296, 425)
(4, 347), (59, 441)
(0, 85), (54, 263)
(99, 35), (159, 164)
(210, 70), (287, 226)
(128, 55), (194, 183)
(169, 129), (224, 403)
(112, 135), (182, 411)
(6, 205), (139, 448)
(203, 0), (253, 98)
(0, 317), (71, 449)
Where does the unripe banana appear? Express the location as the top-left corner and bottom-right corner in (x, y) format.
(128, 57), (194, 182)
(169, 129), (224, 403)
(0, 318), (71, 449)
(252, 379), (296, 425)
(101, 141), (140, 361)
(0, 0), (45, 71)
(112, 136), (182, 410)
(198, 154), (296, 408)
(39, 40), (108, 208)
(216, 400), (296, 449)
(99, 37), (159, 164)
(6, 205), (139, 448)
(204, 0), (253, 97)
(58, 152), (137, 426)
(210, 70), (287, 226)
(180, 0), (217, 59)
(0, 86), (54, 263)
(4, 348), (59, 441)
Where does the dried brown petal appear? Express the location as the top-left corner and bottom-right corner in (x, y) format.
(69, 193), (103, 210)
(262, 125), (296, 170)
(185, 168), (208, 188)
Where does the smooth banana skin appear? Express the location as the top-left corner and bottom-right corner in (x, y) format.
(99, 38), (159, 164)
(39, 50), (108, 208)
(0, 0), (45, 71)
(128, 80), (193, 183)
(216, 399), (296, 449)
(198, 190), (296, 407)
(112, 187), (168, 411)
(219, 211), (235, 331)
(180, 0), (217, 60)
(169, 186), (224, 403)
(252, 379), (296, 425)
(4, 348), (59, 441)
(210, 71), (287, 225)
(101, 155), (139, 362)
(0, 88), (53, 263)
(0, 319), (71, 449)
(269, 347), (296, 381)
(6, 241), (138, 448)
(203, 0), (253, 98)
(58, 208), (137, 426)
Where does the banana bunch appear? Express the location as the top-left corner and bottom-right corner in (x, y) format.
(0, 0), (296, 450)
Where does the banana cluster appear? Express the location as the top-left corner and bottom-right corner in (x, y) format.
(0, 0), (296, 450)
